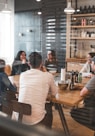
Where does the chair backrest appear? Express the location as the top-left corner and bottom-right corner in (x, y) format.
(2, 91), (18, 116)
(11, 100), (31, 122)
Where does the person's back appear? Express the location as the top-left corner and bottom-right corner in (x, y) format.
(13, 52), (57, 128)
(0, 59), (17, 110)
(19, 69), (56, 125)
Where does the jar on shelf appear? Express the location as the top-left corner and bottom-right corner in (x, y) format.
(81, 18), (87, 26)
(88, 18), (94, 25)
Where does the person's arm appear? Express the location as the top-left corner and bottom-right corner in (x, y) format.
(80, 76), (95, 97)
(2, 73), (17, 91)
(48, 73), (58, 96)
(80, 87), (89, 97)
(80, 62), (89, 73)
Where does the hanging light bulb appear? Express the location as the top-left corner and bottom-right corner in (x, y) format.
(36, 0), (41, 2)
(1, 0), (11, 14)
(64, 1), (75, 14)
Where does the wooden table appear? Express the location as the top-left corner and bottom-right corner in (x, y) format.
(8, 74), (86, 136)
(48, 90), (83, 136)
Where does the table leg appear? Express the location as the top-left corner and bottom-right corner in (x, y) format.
(56, 103), (70, 136)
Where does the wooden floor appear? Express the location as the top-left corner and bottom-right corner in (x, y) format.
(52, 106), (94, 136)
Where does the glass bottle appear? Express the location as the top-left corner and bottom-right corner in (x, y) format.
(92, 5), (95, 13)
(70, 70), (75, 90)
(79, 6), (83, 14)
(75, 71), (79, 83)
(87, 5), (91, 13)
(83, 6), (87, 13)
(78, 73), (82, 83)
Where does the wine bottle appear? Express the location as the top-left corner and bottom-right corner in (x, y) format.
(87, 5), (91, 13)
(83, 6), (87, 13)
(79, 6), (83, 14)
(91, 5), (95, 13)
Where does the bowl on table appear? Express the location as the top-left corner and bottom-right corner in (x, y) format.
(58, 81), (68, 91)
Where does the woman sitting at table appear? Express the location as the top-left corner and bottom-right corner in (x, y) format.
(71, 56), (95, 129)
(11, 50), (30, 75)
(0, 59), (17, 111)
(44, 50), (58, 72)
(80, 52), (95, 77)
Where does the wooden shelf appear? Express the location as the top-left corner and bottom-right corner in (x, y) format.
(71, 25), (95, 28)
(71, 37), (95, 40)
(72, 13), (95, 17)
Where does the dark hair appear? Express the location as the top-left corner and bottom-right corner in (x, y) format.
(29, 52), (42, 68)
(92, 56), (95, 64)
(15, 51), (26, 61)
(48, 50), (56, 60)
(0, 59), (5, 72)
(88, 52), (95, 58)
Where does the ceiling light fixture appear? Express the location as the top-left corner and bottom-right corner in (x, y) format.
(64, 1), (75, 14)
(36, 0), (41, 2)
(1, 0), (11, 14)
(37, 11), (42, 15)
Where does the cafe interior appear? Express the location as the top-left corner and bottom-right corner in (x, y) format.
(0, 0), (95, 136)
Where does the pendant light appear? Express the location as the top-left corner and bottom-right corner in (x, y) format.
(64, 0), (75, 14)
(1, 0), (11, 14)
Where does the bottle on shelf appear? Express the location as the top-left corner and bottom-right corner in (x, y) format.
(87, 5), (92, 13)
(91, 5), (95, 13)
(83, 6), (87, 14)
(79, 6), (83, 14)
(81, 18), (87, 26)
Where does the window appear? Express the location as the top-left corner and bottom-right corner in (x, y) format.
(0, 13), (13, 64)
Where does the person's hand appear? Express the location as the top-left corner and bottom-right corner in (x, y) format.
(22, 59), (26, 64)
(41, 66), (47, 72)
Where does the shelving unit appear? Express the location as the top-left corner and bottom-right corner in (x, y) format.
(71, 25), (95, 28)
(66, 13), (95, 72)
(71, 37), (95, 40)
(71, 13), (95, 55)
(72, 13), (95, 17)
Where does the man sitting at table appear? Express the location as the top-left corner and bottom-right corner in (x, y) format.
(71, 56), (95, 129)
(12, 52), (58, 129)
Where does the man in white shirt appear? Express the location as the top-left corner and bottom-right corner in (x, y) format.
(13, 52), (58, 129)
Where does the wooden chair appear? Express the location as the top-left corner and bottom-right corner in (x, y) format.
(11, 100), (31, 122)
(2, 91), (17, 116)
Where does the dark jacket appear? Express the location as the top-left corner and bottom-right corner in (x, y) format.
(0, 72), (17, 105)
(11, 61), (30, 75)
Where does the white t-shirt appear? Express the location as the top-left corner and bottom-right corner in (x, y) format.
(13, 69), (58, 125)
